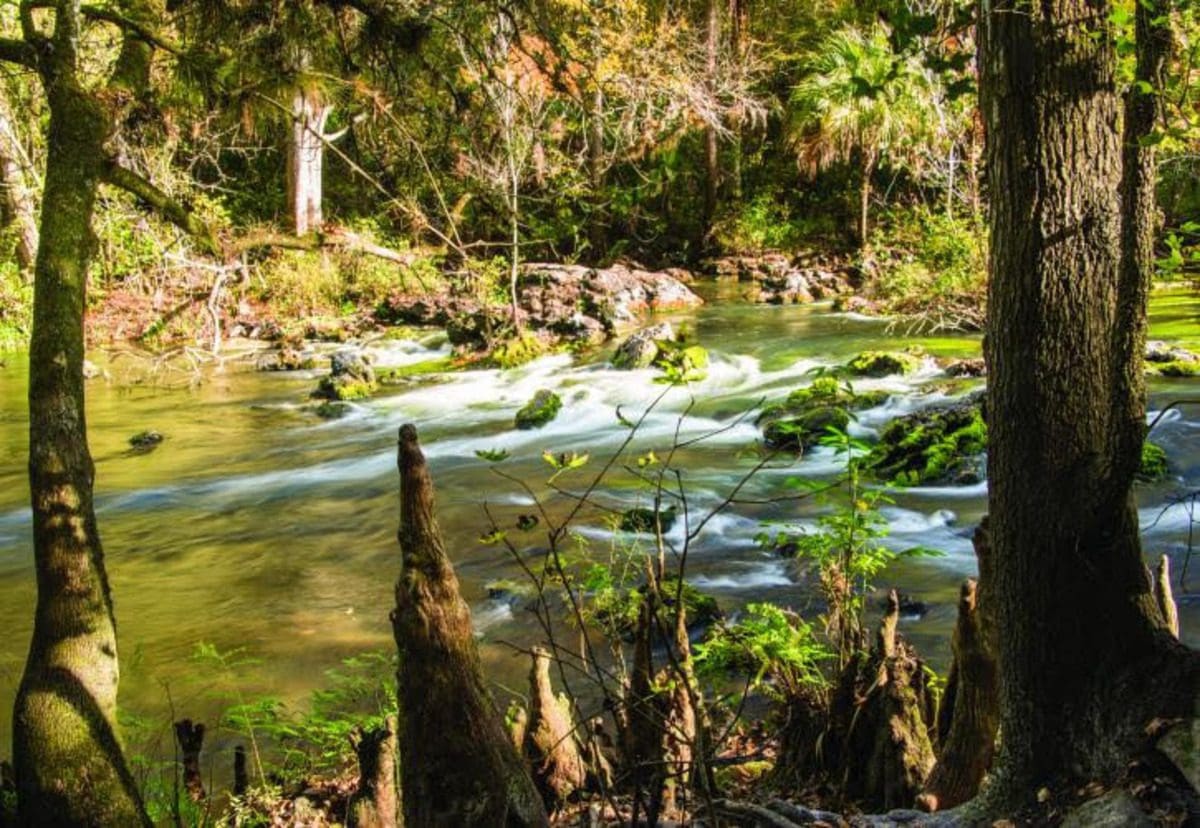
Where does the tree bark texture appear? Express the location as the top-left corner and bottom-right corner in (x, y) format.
(391, 424), (547, 827)
(978, 0), (1197, 806)
(11, 4), (150, 821)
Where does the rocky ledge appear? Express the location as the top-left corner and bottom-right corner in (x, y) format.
(705, 251), (858, 304)
(377, 262), (701, 350)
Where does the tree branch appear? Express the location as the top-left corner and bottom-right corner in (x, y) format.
(100, 159), (221, 256)
(0, 37), (37, 68)
(81, 3), (184, 56)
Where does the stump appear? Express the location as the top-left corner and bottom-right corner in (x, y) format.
(391, 424), (547, 827)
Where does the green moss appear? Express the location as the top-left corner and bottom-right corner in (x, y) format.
(1137, 441), (1169, 482)
(514, 389), (562, 429)
(869, 400), (987, 485)
(489, 333), (551, 369)
(844, 350), (922, 377)
(484, 579), (535, 601)
(758, 376), (887, 451)
(377, 357), (456, 384)
(1147, 360), (1200, 378)
(316, 377), (376, 401)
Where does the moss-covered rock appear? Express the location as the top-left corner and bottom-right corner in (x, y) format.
(1137, 441), (1169, 482)
(377, 357), (456, 384)
(757, 376), (888, 451)
(314, 349), (378, 401)
(619, 506), (678, 534)
(515, 389), (562, 429)
(844, 350), (922, 377)
(612, 322), (676, 370)
(869, 399), (987, 485)
(1148, 360), (1200, 378)
(489, 333), (552, 369)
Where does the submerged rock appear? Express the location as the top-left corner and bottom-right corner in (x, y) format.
(869, 398), (987, 486)
(845, 350), (922, 378)
(515, 389), (562, 430)
(758, 376), (888, 452)
(612, 322), (676, 370)
(619, 506), (678, 534)
(314, 348), (378, 401)
(594, 577), (722, 637)
(128, 430), (164, 451)
(945, 357), (986, 378)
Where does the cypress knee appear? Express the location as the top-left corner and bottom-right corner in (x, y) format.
(347, 716), (399, 828)
(391, 424), (547, 827)
(173, 719), (207, 802)
(523, 647), (586, 811)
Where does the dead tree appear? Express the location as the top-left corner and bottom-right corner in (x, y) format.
(347, 716), (400, 828)
(523, 647), (587, 811)
(918, 522), (999, 811)
(391, 424), (547, 827)
(173, 720), (206, 803)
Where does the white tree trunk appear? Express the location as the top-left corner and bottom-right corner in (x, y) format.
(287, 88), (330, 236)
(0, 89), (39, 276)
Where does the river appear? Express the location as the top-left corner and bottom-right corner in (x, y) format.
(0, 284), (1197, 759)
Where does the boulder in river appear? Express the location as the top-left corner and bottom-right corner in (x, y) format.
(619, 506), (678, 534)
(707, 252), (856, 304)
(515, 389), (562, 430)
(944, 357), (986, 378)
(868, 397), (987, 485)
(1144, 341), (1200, 377)
(612, 322), (676, 370)
(844, 350), (922, 378)
(314, 348), (378, 401)
(758, 376), (888, 452)
(256, 346), (316, 372)
(128, 430), (164, 451)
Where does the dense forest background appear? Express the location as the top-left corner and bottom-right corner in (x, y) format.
(0, 0), (1193, 350)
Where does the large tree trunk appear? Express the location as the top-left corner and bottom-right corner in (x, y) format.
(391, 424), (547, 827)
(977, 0), (1197, 809)
(0, 88), (38, 276)
(11, 64), (150, 826)
(288, 88), (329, 236)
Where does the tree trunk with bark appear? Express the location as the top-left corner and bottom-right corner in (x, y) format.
(391, 424), (547, 827)
(288, 88), (330, 236)
(10, 3), (150, 819)
(977, 0), (1199, 810)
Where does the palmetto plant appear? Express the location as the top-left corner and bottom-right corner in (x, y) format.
(789, 24), (934, 248)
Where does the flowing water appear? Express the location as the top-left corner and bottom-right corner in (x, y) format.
(0, 284), (1197, 756)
